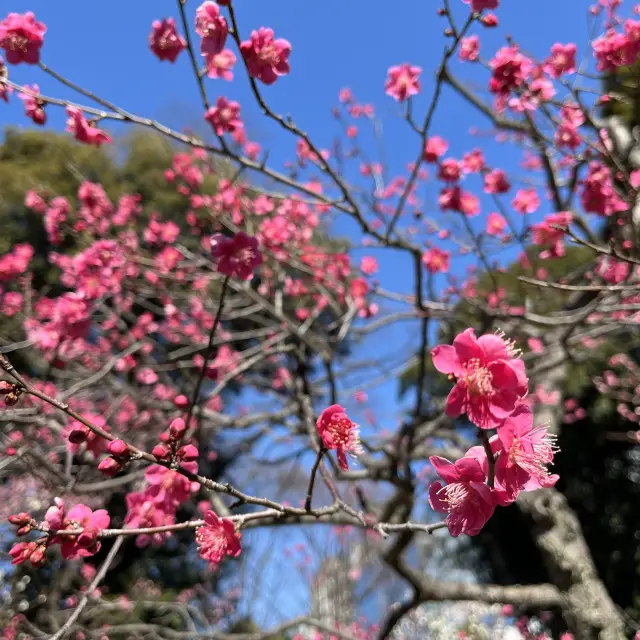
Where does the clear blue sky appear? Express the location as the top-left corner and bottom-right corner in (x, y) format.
(1, 0), (599, 628)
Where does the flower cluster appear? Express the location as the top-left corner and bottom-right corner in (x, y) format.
(429, 329), (558, 536)
(8, 499), (110, 566)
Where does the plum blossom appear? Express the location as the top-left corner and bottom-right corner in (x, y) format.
(195, 1), (228, 57)
(422, 247), (450, 274)
(204, 48), (236, 80)
(486, 212), (506, 236)
(384, 63), (421, 102)
(149, 18), (186, 62)
(19, 84), (45, 125)
(316, 404), (363, 471)
(428, 452), (496, 537)
(544, 42), (577, 77)
(65, 107), (112, 147)
(210, 232), (262, 280)
(432, 328), (528, 429)
(423, 136), (448, 163)
(462, 0), (499, 12)
(204, 96), (242, 135)
(493, 404), (559, 500)
(240, 27), (291, 85)
(459, 35), (480, 62)
(196, 510), (242, 568)
(0, 12), (46, 65)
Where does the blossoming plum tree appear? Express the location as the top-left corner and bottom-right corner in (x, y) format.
(0, 0), (639, 638)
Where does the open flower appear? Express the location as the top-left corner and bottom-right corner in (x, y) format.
(149, 18), (186, 63)
(316, 404), (363, 471)
(494, 403), (559, 499)
(428, 453), (496, 537)
(210, 232), (262, 281)
(196, 510), (242, 568)
(432, 328), (528, 428)
(240, 27), (291, 85)
(0, 12), (46, 65)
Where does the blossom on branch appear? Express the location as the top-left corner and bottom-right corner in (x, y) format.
(240, 27), (291, 85)
(432, 329), (528, 429)
(316, 404), (363, 471)
(384, 63), (421, 102)
(195, 1), (228, 57)
(196, 510), (242, 568)
(65, 107), (112, 147)
(0, 12), (46, 65)
(149, 18), (186, 63)
(428, 453), (496, 537)
(210, 232), (262, 280)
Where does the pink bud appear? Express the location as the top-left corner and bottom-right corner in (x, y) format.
(0, 380), (14, 394)
(178, 444), (199, 461)
(107, 439), (129, 457)
(169, 417), (187, 439)
(152, 443), (171, 460)
(68, 427), (88, 444)
(30, 544), (46, 567)
(174, 394), (189, 408)
(98, 457), (122, 477)
(16, 524), (32, 536)
(8, 512), (32, 526)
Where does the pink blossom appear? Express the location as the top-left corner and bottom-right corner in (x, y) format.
(489, 46), (532, 101)
(531, 212), (572, 259)
(423, 136), (448, 163)
(145, 463), (198, 507)
(544, 43), (577, 78)
(462, 0), (499, 12)
(19, 84), (45, 125)
(595, 256), (631, 284)
(0, 12), (46, 65)
(196, 510), (242, 568)
(484, 169), (510, 194)
(316, 404), (363, 471)
(360, 256), (378, 275)
(204, 96), (242, 136)
(204, 48), (236, 80)
(428, 453), (496, 537)
(486, 212), (506, 236)
(459, 35), (480, 62)
(149, 18), (186, 63)
(210, 232), (262, 281)
(422, 247), (450, 274)
(65, 107), (112, 147)
(58, 504), (110, 559)
(432, 328), (528, 429)
(240, 27), (291, 85)
(195, 1), (228, 57)
(512, 188), (539, 214)
(385, 63), (421, 102)
(462, 148), (485, 173)
(581, 161), (628, 216)
(494, 404), (559, 500)
(438, 158), (462, 183)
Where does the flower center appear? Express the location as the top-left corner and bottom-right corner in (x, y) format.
(439, 482), (471, 512)
(259, 45), (280, 66)
(464, 358), (494, 397)
(8, 33), (29, 52)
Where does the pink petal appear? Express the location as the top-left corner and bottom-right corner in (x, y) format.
(477, 333), (509, 362)
(454, 456), (486, 483)
(445, 382), (466, 418)
(429, 456), (460, 483)
(488, 360), (519, 390)
(428, 481), (448, 513)
(431, 344), (462, 375)
(452, 328), (483, 364)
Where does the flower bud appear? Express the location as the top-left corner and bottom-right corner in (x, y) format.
(152, 443), (171, 460)
(68, 427), (88, 444)
(178, 444), (199, 462)
(16, 524), (32, 536)
(0, 380), (14, 394)
(98, 457), (121, 477)
(169, 417), (187, 439)
(8, 512), (32, 526)
(107, 439), (128, 457)
(174, 394), (189, 408)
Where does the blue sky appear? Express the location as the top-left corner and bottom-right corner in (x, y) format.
(1, 0), (603, 629)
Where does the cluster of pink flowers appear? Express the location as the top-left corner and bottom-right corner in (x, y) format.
(8, 499), (110, 566)
(429, 329), (558, 536)
(593, 19), (640, 71)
